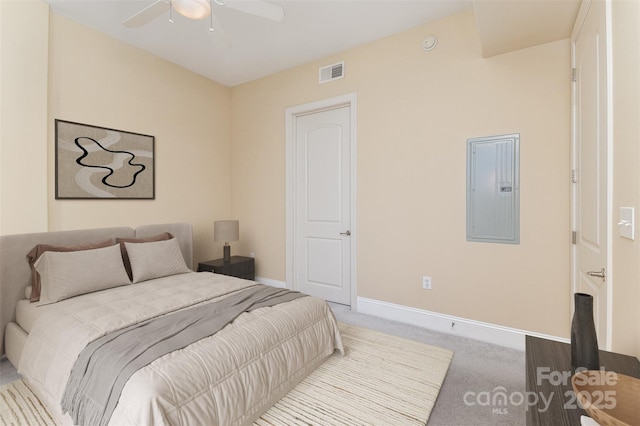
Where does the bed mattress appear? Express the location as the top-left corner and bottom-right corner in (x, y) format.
(18, 272), (343, 425)
(15, 299), (52, 334)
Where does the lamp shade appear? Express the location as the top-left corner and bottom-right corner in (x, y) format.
(172, 0), (211, 20)
(214, 220), (239, 243)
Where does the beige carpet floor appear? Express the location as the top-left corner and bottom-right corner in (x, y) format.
(0, 323), (452, 426)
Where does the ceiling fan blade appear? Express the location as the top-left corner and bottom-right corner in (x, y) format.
(122, 0), (170, 28)
(224, 0), (285, 21)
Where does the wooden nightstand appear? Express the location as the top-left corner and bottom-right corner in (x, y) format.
(197, 256), (255, 280)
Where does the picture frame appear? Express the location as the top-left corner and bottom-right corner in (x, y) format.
(55, 119), (155, 199)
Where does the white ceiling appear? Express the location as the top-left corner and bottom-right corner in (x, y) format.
(45, 0), (579, 88)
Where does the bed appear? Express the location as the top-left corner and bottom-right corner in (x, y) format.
(0, 223), (343, 425)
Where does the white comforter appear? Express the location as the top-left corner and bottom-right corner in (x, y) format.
(18, 272), (343, 425)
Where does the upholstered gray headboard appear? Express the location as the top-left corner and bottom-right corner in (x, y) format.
(0, 223), (193, 356)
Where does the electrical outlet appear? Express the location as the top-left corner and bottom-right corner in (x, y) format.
(250, 252), (256, 258)
(422, 276), (432, 290)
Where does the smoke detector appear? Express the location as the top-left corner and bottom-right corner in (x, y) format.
(423, 35), (438, 51)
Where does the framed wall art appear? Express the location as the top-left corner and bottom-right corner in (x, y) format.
(55, 119), (155, 199)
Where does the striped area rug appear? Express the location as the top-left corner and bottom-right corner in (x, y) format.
(255, 323), (453, 425)
(0, 323), (452, 426)
(0, 380), (56, 426)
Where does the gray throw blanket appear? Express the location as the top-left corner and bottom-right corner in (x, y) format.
(61, 284), (306, 426)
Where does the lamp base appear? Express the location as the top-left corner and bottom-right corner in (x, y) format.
(223, 245), (231, 263)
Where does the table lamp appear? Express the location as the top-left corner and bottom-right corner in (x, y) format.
(214, 220), (239, 262)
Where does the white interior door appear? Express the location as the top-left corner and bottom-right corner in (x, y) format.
(294, 106), (351, 304)
(572, 0), (610, 346)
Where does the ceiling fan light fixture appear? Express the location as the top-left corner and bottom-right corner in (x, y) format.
(172, 0), (212, 20)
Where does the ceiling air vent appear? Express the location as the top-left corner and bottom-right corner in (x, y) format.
(319, 61), (344, 84)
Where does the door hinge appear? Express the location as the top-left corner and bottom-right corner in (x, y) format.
(571, 67), (577, 83)
(572, 231), (578, 244)
(572, 169), (577, 183)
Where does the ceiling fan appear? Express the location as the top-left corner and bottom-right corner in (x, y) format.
(122, 0), (285, 28)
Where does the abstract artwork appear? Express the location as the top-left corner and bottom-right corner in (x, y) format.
(55, 120), (154, 199)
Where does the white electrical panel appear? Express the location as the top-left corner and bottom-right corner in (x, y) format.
(466, 134), (520, 244)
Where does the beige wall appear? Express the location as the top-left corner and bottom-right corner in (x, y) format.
(2, 2), (636, 353)
(0, 0), (49, 234)
(610, 0), (640, 356)
(46, 13), (232, 266)
(231, 10), (573, 338)
(0, 4), (232, 266)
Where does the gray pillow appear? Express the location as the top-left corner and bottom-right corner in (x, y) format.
(26, 239), (114, 302)
(125, 238), (191, 284)
(116, 232), (173, 281)
(34, 244), (131, 305)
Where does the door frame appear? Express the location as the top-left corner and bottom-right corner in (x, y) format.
(285, 93), (358, 310)
(570, 0), (614, 349)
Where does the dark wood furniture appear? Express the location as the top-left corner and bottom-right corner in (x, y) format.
(197, 256), (255, 280)
(525, 336), (640, 425)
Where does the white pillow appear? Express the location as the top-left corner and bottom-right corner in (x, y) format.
(125, 238), (191, 284)
(34, 244), (131, 305)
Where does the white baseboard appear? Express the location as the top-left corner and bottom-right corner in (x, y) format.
(248, 282), (568, 350)
(255, 277), (287, 288)
(357, 297), (569, 351)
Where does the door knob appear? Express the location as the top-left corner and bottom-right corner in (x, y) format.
(586, 268), (606, 281)
(340, 230), (351, 236)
